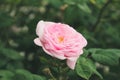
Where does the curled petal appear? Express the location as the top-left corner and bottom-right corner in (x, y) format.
(52, 53), (66, 60)
(34, 38), (42, 46)
(66, 56), (79, 69)
(36, 20), (45, 38)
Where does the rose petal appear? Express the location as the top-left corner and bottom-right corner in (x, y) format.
(66, 57), (79, 69)
(42, 47), (54, 56)
(34, 38), (42, 46)
(36, 20), (45, 38)
(78, 33), (88, 47)
(52, 52), (66, 60)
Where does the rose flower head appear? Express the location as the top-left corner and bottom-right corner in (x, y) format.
(34, 20), (87, 69)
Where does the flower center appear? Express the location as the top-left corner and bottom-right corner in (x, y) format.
(58, 36), (64, 43)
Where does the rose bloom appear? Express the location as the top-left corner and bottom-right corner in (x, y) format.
(34, 20), (87, 69)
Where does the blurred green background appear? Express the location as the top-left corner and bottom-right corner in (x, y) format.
(0, 0), (120, 80)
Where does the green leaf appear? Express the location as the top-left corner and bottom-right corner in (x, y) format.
(0, 55), (9, 67)
(75, 57), (102, 80)
(0, 11), (14, 28)
(6, 61), (23, 70)
(0, 70), (14, 80)
(90, 0), (96, 4)
(89, 48), (120, 66)
(50, 0), (62, 8)
(13, 69), (33, 80)
(64, 0), (88, 5)
(81, 49), (89, 57)
(106, 49), (120, 57)
(64, 0), (75, 5)
(64, 6), (82, 24)
(0, 46), (23, 60)
(77, 3), (91, 13)
(33, 74), (47, 80)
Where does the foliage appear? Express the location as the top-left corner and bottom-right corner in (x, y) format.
(0, 0), (120, 80)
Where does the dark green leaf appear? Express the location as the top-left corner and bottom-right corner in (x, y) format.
(33, 74), (46, 80)
(0, 55), (9, 68)
(75, 57), (102, 80)
(64, 0), (75, 5)
(0, 11), (14, 28)
(0, 46), (23, 60)
(50, 0), (62, 8)
(13, 69), (33, 80)
(89, 48), (120, 66)
(77, 3), (91, 13)
(6, 61), (23, 70)
(0, 70), (14, 80)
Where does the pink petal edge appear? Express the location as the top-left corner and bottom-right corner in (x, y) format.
(34, 38), (42, 46)
(36, 20), (45, 38)
(66, 57), (79, 70)
(52, 53), (66, 60)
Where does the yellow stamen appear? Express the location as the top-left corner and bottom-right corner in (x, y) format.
(58, 36), (64, 43)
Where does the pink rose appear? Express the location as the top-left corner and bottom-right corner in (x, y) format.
(34, 20), (87, 69)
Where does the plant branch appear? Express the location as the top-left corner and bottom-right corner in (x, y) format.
(92, 0), (111, 32)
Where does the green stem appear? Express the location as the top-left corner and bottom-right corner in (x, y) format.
(43, 67), (56, 80)
(92, 0), (111, 32)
